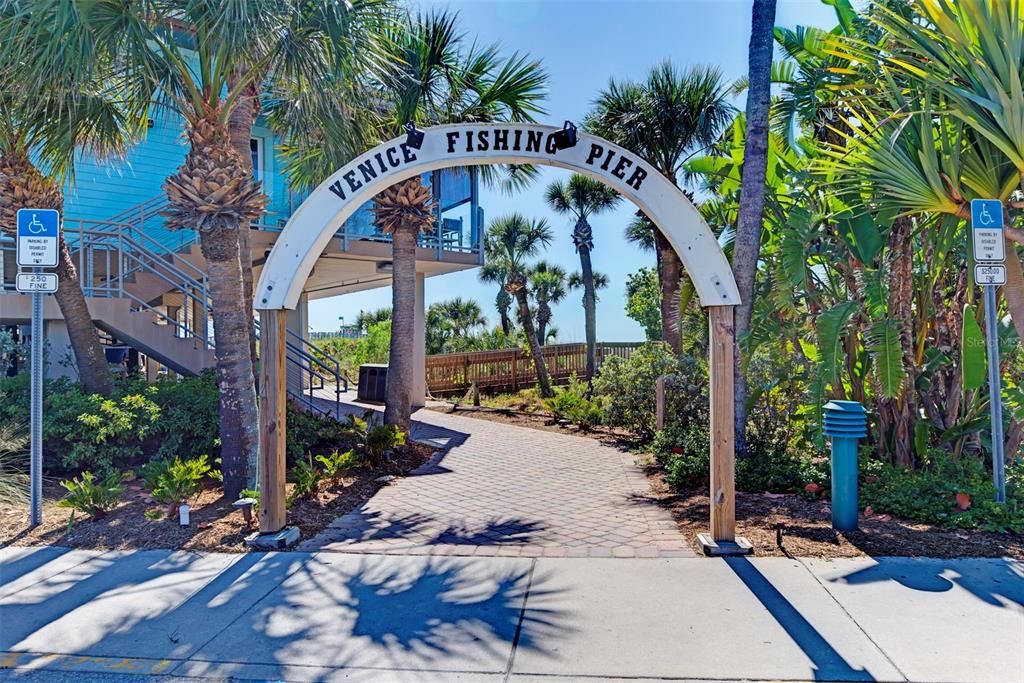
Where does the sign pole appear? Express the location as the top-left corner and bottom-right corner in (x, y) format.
(29, 279), (43, 527)
(970, 199), (1007, 503)
(983, 284), (1006, 502)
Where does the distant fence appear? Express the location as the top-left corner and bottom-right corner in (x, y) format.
(425, 341), (643, 395)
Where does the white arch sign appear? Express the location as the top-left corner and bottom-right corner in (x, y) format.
(252, 123), (744, 556)
(255, 123), (739, 310)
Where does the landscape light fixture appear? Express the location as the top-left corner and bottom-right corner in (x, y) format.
(550, 120), (578, 150)
(405, 122), (425, 150)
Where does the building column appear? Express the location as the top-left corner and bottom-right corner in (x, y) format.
(412, 271), (426, 408)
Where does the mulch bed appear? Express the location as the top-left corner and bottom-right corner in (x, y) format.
(0, 443), (434, 553)
(647, 468), (1024, 559)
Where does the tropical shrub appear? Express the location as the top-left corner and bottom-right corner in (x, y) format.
(141, 455), (212, 511)
(544, 376), (603, 430)
(861, 453), (1024, 533)
(316, 448), (359, 484)
(592, 343), (683, 439)
(56, 471), (124, 517)
(47, 382), (161, 474)
(0, 423), (28, 505)
(150, 371), (220, 459)
(287, 456), (323, 506)
(342, 410), (406, 468)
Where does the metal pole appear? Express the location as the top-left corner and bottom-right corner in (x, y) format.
(29, 287), (43, 527)
(984, 284), (1006, 503)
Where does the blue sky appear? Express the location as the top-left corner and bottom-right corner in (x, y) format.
(309, 0), (839, 340)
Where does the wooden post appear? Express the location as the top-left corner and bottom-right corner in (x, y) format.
(258, 309), (287, 534)
(707, 306), (737, 545)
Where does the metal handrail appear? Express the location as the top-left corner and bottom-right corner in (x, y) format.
(254, 318), (349, 418)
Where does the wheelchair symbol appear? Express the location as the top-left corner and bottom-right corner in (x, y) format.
(27, 213), (46, 234)
(978, 205), (996, 227)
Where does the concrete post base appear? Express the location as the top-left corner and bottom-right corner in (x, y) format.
(697, 532), (753, 556)
(245, 526), (300, 550)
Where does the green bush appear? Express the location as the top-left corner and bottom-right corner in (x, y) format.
(141, 455), (212, 510)
(286, 407), (351, 463)
(592, 343), (685, 439)
(150, 371), (220, 459)
(861, 452), (1024, 533)
(47, 381), (161, 474)
(56, 471), (124, 517)
(316, 449), (359, 484)
(544, 376), (604, 430)
(287, 456), (323, 506)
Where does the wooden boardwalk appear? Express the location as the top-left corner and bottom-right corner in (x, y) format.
(424, 341), (642, 395)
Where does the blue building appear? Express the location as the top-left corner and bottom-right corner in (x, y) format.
(0, 110), (484, 409)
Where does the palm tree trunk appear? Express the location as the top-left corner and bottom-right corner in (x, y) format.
(53, 235), (114, 396)
(0, 155), (112, 396)
(514, 287), (553, 397)
(731, 0), (777, 458)
(227, 71), (262, 373)
(1001, 240), (1024, 341)
(652, 229), (682, 354)
(578, 243), (598, 381)
(200, 225), (259, 499)
(385, 226), (417, 431)
(536, 302), (549, 344)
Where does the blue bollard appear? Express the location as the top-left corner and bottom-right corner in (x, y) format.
(823, 400), (867, 531)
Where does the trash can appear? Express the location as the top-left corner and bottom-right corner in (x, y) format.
(357, 364), (388, 402)
(104, 346), (129, 364)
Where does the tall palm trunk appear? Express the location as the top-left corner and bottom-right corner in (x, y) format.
(652, 229), (683, 354)
(574, 217), (599, 381)
(385, 225), (417, 430)
(227, 69), (263, 373)
(164, 118), (263, 499)
(497, 290), (512, 334)
(201, 227), (259, 498)
(730, 0), (777, 458)
(0, 153), (112, 395)
(54, 235), (114, 395)
(536, 302), (551, 344)
(511, 282), (552, 397)
(1002, 235), (1024, 342)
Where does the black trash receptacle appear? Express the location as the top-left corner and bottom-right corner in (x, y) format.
(357, 364), (388, 403)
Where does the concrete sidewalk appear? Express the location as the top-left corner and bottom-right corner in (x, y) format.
(0, 546), (1021, 683)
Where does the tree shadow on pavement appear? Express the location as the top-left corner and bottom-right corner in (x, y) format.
(830, 557), (1024, 608)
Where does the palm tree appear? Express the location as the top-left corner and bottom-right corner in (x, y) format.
(0, 13), (154, 396)
(585, 61), (734, 354)
(480, 263), (514, 334)
(731, 0), (778, 457)
(544, 174), (620, 378)
(16, 0), (391, 497)
(484, 213), (554, 397)
(439, 298), (487, 338)
(369, 10), (547, 430)
(529, 261), (567, 344)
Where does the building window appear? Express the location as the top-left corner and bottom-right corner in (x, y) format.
(249, 138), (263, 180)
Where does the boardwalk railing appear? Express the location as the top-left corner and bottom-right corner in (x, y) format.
(425, 341), (643, 394)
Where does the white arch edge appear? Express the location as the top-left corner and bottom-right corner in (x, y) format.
(255, 123), (740, 311)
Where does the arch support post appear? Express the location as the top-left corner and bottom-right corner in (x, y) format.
(247, 308), (299, 549)
(698, 305), (751, 556)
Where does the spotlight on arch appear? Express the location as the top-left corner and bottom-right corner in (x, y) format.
(405, 122), (425, 150)
(550, 120), (578, 150)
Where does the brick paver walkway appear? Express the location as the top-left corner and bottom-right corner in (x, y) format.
(299, 404), (694, 558)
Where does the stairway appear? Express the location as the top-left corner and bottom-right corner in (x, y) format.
(1, 197), (348, 409)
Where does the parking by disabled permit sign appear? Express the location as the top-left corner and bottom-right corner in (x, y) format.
(970, 199), (1005, 262)
(16, 208), (60, 267)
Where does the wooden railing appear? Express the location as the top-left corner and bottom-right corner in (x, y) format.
(425, 341), (644, 394)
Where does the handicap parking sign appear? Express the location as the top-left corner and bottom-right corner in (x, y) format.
(16, 208), (59, 267)
(970, 199), (1005, 262)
